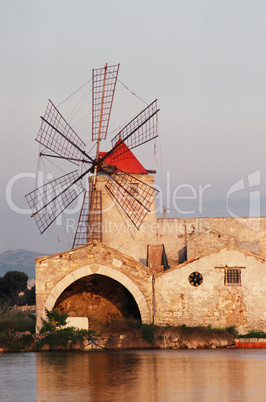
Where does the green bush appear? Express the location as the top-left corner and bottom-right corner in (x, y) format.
(0, 330), (34, 351)
(0, 302), (36, 333)
(225, 325), (239, 338)
(0, 314), (35, 333)
(40, 308), (68, 333)
(239, 330), (266, 339)
(0, 301), (14, 317)
(139, 323), (155, 345)
(0, 271), (28, 305)
(34, 327), (95, 350)
(35, 309), (96, 350)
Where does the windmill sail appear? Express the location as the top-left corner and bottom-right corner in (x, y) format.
(36, 100), (89, 165)
(25, 170), (84, 234)
(72, 190), (90, 248)
(92, 64), (119, 142)
(26, 63), (159, 247)
(105, 170), (158, 229)
(72, 186), (103, 248)
(87, 187), (102, 242)
(109, 100), (159, 161)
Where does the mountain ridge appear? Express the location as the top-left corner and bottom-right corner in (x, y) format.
(0, 249), (49, 279)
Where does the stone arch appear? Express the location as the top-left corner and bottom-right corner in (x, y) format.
(44, 264), (151, 323)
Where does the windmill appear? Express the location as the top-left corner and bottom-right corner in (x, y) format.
(25, 63), (159, 249)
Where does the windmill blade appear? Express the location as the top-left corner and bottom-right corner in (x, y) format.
(36, 99), (92, 165)
(105, 170), (158, 229)
(92, 63), (120, 142)
(25, 170), (84, 234)
(87, 187), (102, 242)
(72, 186), (102, 247)
(73, 190), (90, 248)
(107, 100), (159, 161)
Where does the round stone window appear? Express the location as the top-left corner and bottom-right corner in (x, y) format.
(188, 271), (203, 287)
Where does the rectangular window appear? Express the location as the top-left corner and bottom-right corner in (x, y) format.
(224, 268), (241, 285)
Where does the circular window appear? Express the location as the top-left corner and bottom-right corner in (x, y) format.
(188, 272), (203, 287)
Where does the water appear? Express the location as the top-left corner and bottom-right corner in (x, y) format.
(0, 349), (266, 401)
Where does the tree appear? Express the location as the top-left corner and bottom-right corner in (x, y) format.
(0, 271), (28, 305)
(24, 286), (36, 305)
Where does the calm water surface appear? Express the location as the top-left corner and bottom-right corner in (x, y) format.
(0, 349), (266, 401)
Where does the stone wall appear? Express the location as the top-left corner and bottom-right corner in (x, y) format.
(154, 248), (266, 333)
(35, 242), (154, 332)
(95, 174), (159, 264)
(158, 217), (266, 263)
(36, 242), (266, 334)
(87, 174), (266, 266)
(35, 193), (266, 334)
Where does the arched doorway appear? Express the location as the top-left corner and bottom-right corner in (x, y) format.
(42, 264), (151, 332)
(54, 274), (141, 330)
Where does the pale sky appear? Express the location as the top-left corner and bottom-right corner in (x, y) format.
(1, 0), (266, 255)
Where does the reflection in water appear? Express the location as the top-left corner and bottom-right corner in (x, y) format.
(35, 350), (266, 401)
(1, 350), (266, 401)
(0, 353), (37, 401)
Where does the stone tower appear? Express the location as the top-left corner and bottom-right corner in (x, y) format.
(88, 143), (159, 264)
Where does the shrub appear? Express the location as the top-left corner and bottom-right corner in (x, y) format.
(225, 325), (239, 338)
(36, 309), (96, 350)
(239, 330), (266, 339)
(0, 304), (35, 333)
(33, 327), (96, 350)
(0, 271), (28, 305)
(40, 308), (68, 333)
(0, 301), (14, 317)
(139, 323), (155, 345)
(0, 330), (34, 351)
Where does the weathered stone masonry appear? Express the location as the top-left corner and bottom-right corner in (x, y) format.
(154, 247), (266, 334)
(36, 239), (266, 333)
(34, 171), (266, 334)
(35, 242), (154, 332)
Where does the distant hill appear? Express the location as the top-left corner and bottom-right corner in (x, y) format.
(0, 249), (48, 279)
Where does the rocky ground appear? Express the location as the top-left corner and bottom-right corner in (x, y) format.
(95, 321), (235, 350)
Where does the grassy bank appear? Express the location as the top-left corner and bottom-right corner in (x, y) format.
(100, 319), (236, 349)
(0, 307), (95, 352)
(1, 308), (265, 352)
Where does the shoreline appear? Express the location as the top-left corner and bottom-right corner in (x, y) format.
(2, 341), (266, 353)
(3, 339), (266, 353)
(1, 318), (266, 352)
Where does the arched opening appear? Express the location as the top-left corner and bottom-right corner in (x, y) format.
(54, 274), (141, 330)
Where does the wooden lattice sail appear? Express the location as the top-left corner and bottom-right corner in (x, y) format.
(25, 63), (159, 247)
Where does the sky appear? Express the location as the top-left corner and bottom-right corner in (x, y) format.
(1, 0), (266, 255)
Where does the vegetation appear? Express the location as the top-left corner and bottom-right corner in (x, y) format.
(1, 305), (266, 352)
(101, 319), (237, 349)
(238, 330), (266, 339)
(40, 308), (69, 333)
(0, 303), (36, 351)
(0, 303), (35, 333)
(138, 323), (155, 345)
(34, 308), (95, 351)
(225, 325), (239, 338)
(0, 270), (35, 306)
(0, 307), (95, 352)
(33, 327), (95, 351)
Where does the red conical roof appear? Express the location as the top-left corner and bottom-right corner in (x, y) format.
(99, 140), (147, 174)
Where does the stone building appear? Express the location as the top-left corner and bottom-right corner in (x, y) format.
(35, 149), (266, 333)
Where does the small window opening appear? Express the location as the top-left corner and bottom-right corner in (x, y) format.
(224, 268), (241, 285)
(188, 272), (203, 287)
